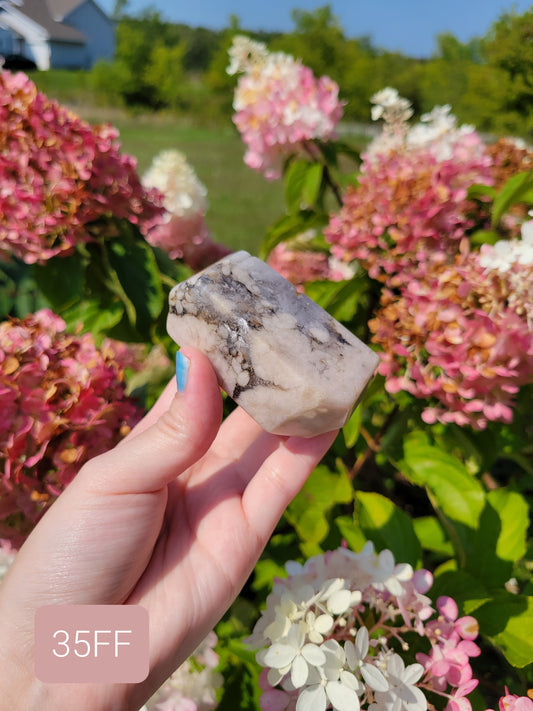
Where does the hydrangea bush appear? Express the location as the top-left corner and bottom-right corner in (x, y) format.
(0, 71), (163, 264)
(0, 309), (144, 544)
(1, 37), (532, 711)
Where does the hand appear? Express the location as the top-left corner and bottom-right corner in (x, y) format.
(0, 347), (337, 711)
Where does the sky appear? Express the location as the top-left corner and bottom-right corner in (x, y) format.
(96, 0), (532, 58)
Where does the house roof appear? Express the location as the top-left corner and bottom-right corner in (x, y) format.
(2, 0), (87, 42)
(47, 0), (86, 21)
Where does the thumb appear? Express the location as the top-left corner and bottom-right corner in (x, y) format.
(80, 346), (223, 495)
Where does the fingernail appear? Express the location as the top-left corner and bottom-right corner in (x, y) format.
(175, 351), (189, 392)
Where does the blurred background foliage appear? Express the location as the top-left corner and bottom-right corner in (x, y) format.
(29, 2), (533, 138)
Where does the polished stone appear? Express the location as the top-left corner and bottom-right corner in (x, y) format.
(167, 251), (379, 437)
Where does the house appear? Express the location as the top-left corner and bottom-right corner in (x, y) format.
(0, 0), (115, 70)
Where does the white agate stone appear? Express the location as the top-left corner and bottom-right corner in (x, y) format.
(167, 251), (379, 437)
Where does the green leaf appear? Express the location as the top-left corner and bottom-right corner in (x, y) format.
(302, 163), (323, 208)
(343, 404), (362, 448)
(355, 491), (422, 567)
(431, 569), (489, 612)
(413, 516), (453, 556)
(305, 275), (368, 323)
(465, 500), (513, 588)
(467, 183), (496, 200)
(33, 253), (85, 311)
(401, 433), (485, 527)
(260, 211), (328, 259)
(492, 170), (533, 227)
(285, 464), (353, 545)
(464, 489), (529, 588)
(283, 160), (311, 212)
(216, 657), (261, 710)
(106, 236), (164, 338)
(474, 593), (533, 667)
(335, 515), (367, 551)
(469, 229), (501, 247)
(252, 558), (287, 592)
(487, 489), (529, 562)
(61, 298), (124, 339)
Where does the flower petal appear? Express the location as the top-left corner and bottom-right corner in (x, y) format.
(355, 626), (369, 658)
(327, 589), (353, 615)
(264, 643), (296, 669)
(315, 614), (334, 634)
(292, 654), (309, 688)
(361, 663), (389, 692)
(296, 685), (327, 711)
(326, 680), (361, 711)
(302, 643), (327, 667)
(402, 663), (424, 686)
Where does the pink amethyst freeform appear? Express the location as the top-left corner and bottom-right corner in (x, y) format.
(167, 251), (379, 437)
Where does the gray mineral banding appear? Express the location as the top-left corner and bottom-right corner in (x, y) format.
(167, 250), (379, 437)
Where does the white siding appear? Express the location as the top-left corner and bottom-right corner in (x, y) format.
(0, 8), (50, 68)
(25, 38), (50, 68)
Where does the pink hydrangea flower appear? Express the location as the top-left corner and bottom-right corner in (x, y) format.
(499, 690), (533, 711)
(0, 309), (144, 545)
(324, 140), (492, 286)
(267, 239), (353, 291)
(146, 214), (231, 270)
(369, 250), (533, 429)
(0, 71), (163, 264)
(228, 36), (343, 180)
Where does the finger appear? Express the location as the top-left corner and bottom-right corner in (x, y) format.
(80, 346), (223, 495)
(214, 405), (266, 454)
(242, 429), (338, 541)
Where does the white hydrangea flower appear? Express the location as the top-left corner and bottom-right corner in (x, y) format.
(295, 640), (361, 711)
(356, 542), (413, 596)
(370, 654), (427, 711)
(143, 632), (222, 711)
(261, 623), (326, 688)
(370, 87), (413, 125)
(366, 89), (485, 165)
(319, 577), (362, 616)
(227, 34), (268, 75)
(142, 149), (208, 220)
(480, 215), (533, 272)
(303, 610), (334, 644)
(250, 545), (444, 711)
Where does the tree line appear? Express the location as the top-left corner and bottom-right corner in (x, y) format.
(90, 3), (533, 137)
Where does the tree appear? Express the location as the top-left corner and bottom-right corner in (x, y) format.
(271, 4), (348, 81)
(143, 41), (186, 108)
(112, 0), (129, 20)
(477, 9), (533, 135)
(484, 9), (533, 87)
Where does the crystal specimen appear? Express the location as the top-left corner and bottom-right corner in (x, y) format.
(167, 251), (379, 437)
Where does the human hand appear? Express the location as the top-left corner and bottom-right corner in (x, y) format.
(0, 347), (337, 711)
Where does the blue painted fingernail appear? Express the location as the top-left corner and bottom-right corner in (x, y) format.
(175, 351), (189, 392)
